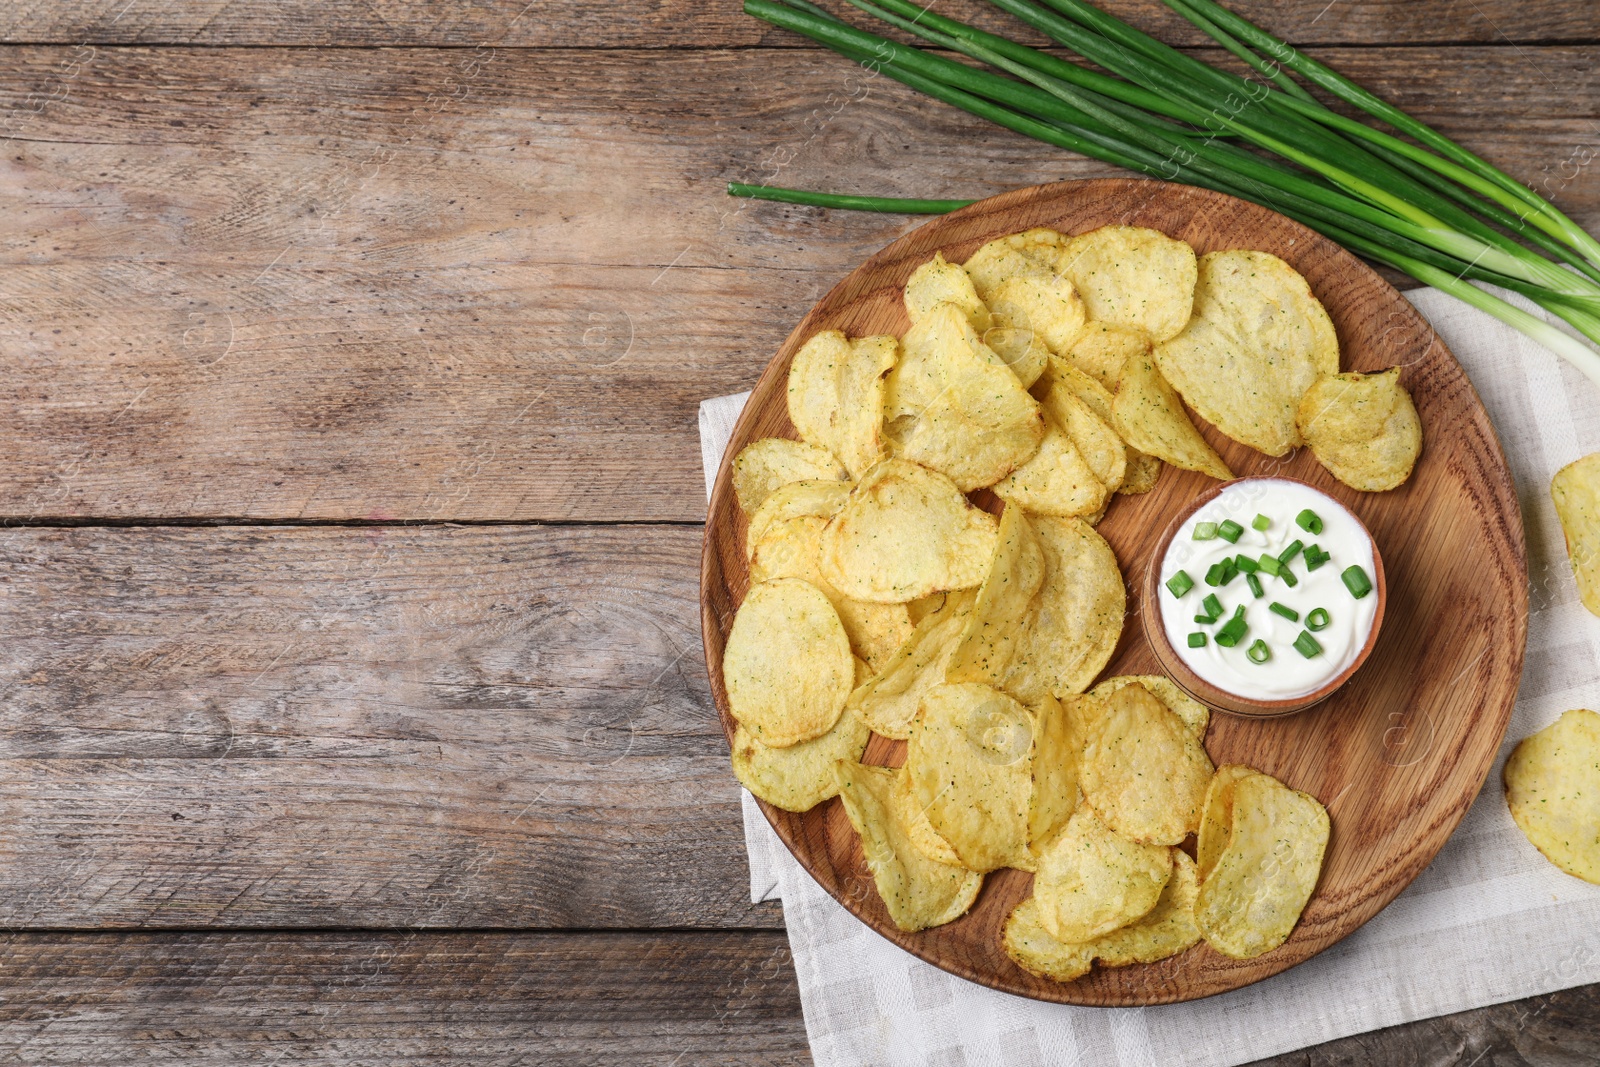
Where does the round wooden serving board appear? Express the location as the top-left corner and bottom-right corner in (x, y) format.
(700, 178), (1528, 1005)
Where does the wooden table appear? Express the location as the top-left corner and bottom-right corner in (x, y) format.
(0, 1), (1595, 1062)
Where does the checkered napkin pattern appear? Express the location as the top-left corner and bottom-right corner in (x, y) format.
(698, 285), (1600, 1067)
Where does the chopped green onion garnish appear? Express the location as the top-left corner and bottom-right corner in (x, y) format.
(1202, 593), (1223, 620)
(1246, 572), (1264, 598)
(1294, 631), (1324, 658)
(1193, 522), (1218, 540)
(1252, 514), (1271, 531)
(1232, 604), (1246, 619)
(1342, 565), (1373, 599)
(1306, 607), (1331, 631)
(1166, 570), (1195, 598)
(1304, 545), (1329, 571)
(1188, 632), (1207, 648)
(1257, 554), (1282, 577)
(1217, 519), (1244, 543)
(1204, 561), (1225, 586)
(1296, 509), (1323, 534)
(1279, 540), (1304, 565)
(1234, 554), (1258, 574)
(1269, 601), (1299, 622)
(1215, 615), (1248, 647)
(1247, 639), (1271, 664)
(1279, 565), (1299, 588)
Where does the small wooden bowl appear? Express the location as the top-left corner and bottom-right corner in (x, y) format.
(1142, 476), (1388, 719)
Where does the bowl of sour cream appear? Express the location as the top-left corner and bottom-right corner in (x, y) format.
(1143, 476), (1386, 718)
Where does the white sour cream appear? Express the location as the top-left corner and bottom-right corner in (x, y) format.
(1159, 479), (1378, 701)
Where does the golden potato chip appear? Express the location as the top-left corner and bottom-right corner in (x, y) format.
(1504, 708), (1600, 884)
(947, 504), (1046, 688)
(1112, 355), (1233, 481)
(1194, 773), (1330, 959)
(834, 762), (984, 932)
(1154, 250), (1339, 456)
(980, 324), (1049, 389)
(787, 331), (899, 479)
(1027, 693), (1096, 860)
(848, 590), (974, 739)
(1553, 455), (1600, 618)
(962, 227), (1068, 301)
(905, 252), (991, 332)
(1040, 378), (1126, 493)
(990, 413), (1109, 519)
(819, 458), (999, 603)
(1081, 682), (1213, 846)
(1195, 764), (1259, 880)
(891, 765), (967, 867)
(1296, 368), (1422, 491)
(723, 578), (853, 747)
(732, 437), (849, 515)
(1119, 450), (1163, 495)
(1001, 516), (1125, 703)
(986, 272), (1087, 358)
(908, 683), (1034, 873)
(1033, 808), (1173, 942)
(1041, 359), (1163, 495)
(745, 478), (853, 558)
(1061, 321), (1152, 391)
(1088, 675), (1209, 738)
(906, 591), (950, 626)
(731, 709), (871, 813)
(1004, 851), (1201, 982)
(1058, 226), (1197, 343)
(884, 303), (1045, 490)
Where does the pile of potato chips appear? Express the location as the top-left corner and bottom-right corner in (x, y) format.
(722, 224), (1351, 981)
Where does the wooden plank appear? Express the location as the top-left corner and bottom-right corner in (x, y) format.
(0, 928), (1593, 1065)
(0, 45), (1595, 522)
(0, 930), (811, 1066)
(1, 0), (1596, 48)
(0, 523), (783, 930)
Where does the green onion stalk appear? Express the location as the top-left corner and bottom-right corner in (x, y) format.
(735, 0), (1600, 386)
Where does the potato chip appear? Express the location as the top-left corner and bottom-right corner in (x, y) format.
(908, 683), (1034, 873)
(990, 413), (1109, 519)
(787, 331), (899, 479)
(1027, 693), (1095, 860)
(884, 303), (1045, 490)
(1060, 321), (1152, 391)
(1296, 368), (1422, 491)
(1040, 378), (1126, 493)
(1001, 516), (1125, 703)
(891, 765), (967, 867)
(1081, 682), (1213, 846)
(1119, 450), (1163, 495)
(1033, 808), (1173, 942)
(1504, 708), (1600, 884)
(1195, 764), (1259, 880)
(947, 504), (1046, 688)
(1553, 455), (1600, 618)
(732, 437), (849, 515)
(835, 762), (984, 931)
(1194, 773), (1330, 959)
(1042, 359), (1162, 495)
(1005, 851), (1201, 982)
(1058, 226), (1197, 343)
(1089, 675), (1209, 738)
(745, 478), (853, 557)
(848, 590), (974, 739)
(986, 272), (1087, 358)
(905, 252), (991, 332)
(732, 708), (872, 813)
(1154, 250), (1339, 456)
(980, 324), (1049, 389)
(748, 514), (913, 670)
(723, 578), (853, 747)
(962, 227), (1068, 301)
(1112, 355), (1233, 481)
(906, 591), (950, 626)
(819, 458), (999, 603)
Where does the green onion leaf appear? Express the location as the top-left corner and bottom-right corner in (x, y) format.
(1257, 554), (1282, 577)
(1247, 639), (1272, 663)
(1234, 554), (1259, 574)
(1269, 601), (1299, 622)
(1202, 593), (1223, 620)
(1166, 570), (1195, 597)
(1217, 519), (1244, 543)
(1215, 615), (1248, 647)
(1246, 572), (1264, 598)
(1294, 631), (1324, 658)
(1306, 607), (1330, 631)
(1341, 565), (1373, 599)
(1279, 564), (1299, 588)
(1279, 540), (1304, 565)
(1296, 509), (1323, 534)
(1193, 522), (1219, 540)
(1252, 514), (1271, 531)
(1188, 632), (1207, 648)
(1304, 545), (1328, 571)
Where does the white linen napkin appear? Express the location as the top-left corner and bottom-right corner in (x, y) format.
(699, 285), (1600, 1067)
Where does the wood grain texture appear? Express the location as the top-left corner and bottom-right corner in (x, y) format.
(0, 44), (1595, 521)
(2, 0), (1596, 47)
(0, 523), (780, 930)
(702, 178), (1528, 1004)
